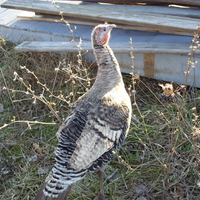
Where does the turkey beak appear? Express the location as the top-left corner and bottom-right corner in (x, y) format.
(109, 24), (116, 29)
(106, 24), (116, 34)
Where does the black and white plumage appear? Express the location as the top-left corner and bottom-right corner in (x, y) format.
(35, 24), (132, 200)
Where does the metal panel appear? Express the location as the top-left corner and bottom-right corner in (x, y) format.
(113, 53), (200, 87)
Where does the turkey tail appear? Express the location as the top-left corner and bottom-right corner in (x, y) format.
(35, 183), (73, 200)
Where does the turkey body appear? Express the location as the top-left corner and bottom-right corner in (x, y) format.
(35, 24), (132, 200)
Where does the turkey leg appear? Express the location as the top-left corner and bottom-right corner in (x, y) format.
(98, 168), (106, 200)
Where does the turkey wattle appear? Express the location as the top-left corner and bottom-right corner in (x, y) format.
(35, 24), (132, 200)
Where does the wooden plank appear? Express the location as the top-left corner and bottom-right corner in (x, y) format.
(0, 8), (21, 25)
(85, 4), (200, 19)
(0, 7), (7, 14)
(17, 11), (103, 26)
(1, 0), (199, 36)
(79, 0), (200, 7)
(14, 41), (200, 54)
(16, 12), (196, 36)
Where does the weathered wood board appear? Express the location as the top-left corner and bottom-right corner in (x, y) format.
(16, 11), (199, 36)
(17, 11), (103, 27)
(78, 0), (200, 7)
(1, 0), (200, 36)
(82, 3), (200, 19)
(0, 8), (21, 25)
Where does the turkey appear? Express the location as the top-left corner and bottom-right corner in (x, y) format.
(35, 24), (132, 200)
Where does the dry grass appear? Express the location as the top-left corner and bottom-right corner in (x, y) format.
(0, 27), (200, 200)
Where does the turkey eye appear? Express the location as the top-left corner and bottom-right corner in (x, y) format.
(103, 27), (106, 31)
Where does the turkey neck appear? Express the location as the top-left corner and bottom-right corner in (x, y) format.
(93, 45), (123, 89)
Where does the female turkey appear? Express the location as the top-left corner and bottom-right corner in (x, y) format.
(35, 24), (132, 200)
